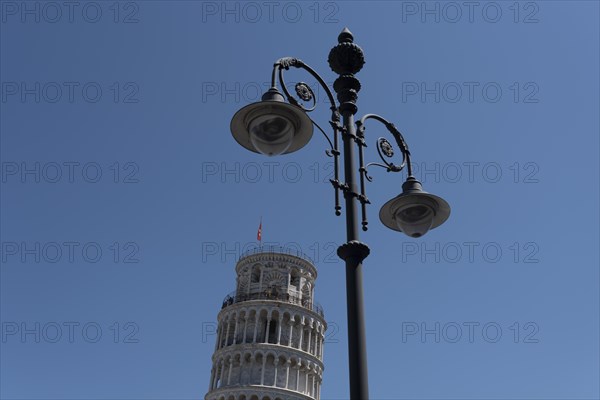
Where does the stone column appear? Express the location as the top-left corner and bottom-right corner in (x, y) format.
(212, 365), (219, 389)
(252, 314), (259, 343)
(226, 358), (233, 385)
(264, 314), (271, 343)
(285, 359), (291, 389)
(238, 356), (244, 384)
(317, 377), (321, 400)
(317, 332), (325, 360)
(209, 367), (215, 390)
(232, 315), (239, 345)
(242, 315), (249, 344)
(216, 322), (222, 349)
(273, 358), (279, 387)
(298, 319), (304, 350)
(305, 371), (309, 394)
(276, 316), (283, 344)
(214, 325), (221, 351)
(287, 320), (294, 346)
(218, 359), (225, 387)
(224, 318), (231, 347)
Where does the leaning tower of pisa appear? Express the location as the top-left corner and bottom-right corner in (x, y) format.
(205, 247), (327, 400)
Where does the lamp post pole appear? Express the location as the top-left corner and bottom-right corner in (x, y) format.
(328, 28), (371, 400)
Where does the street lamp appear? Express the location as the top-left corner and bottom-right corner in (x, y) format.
(230, 28), (450, 400)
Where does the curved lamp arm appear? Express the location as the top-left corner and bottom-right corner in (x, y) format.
(356, 113), (413, 178)
(271, 57), (338, 114)
(270, 57), (344, 216)
(353, 114), (415, 231)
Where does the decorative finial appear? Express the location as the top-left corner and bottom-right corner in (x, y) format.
(328, 28), (365, 76)
(338, 27), (354, 43)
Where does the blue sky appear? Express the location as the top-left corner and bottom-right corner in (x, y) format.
(1, 1), (598, 399)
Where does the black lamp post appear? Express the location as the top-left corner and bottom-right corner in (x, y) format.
(230, 28), (450, 400)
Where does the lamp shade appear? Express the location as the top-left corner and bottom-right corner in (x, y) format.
(379, 177), (450, 237)
(230, 88), (314, 156)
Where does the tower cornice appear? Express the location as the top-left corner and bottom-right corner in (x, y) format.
(236, 248), (318, 279)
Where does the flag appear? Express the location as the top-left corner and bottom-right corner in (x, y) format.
(257, 218), (262, 243)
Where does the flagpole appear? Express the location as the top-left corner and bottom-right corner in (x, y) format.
(257, 217), (262, 250)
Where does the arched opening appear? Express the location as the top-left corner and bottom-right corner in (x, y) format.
(264, 353), (276, 386)
(235, 311), (247, 344)
(251, 265), (261, 283)
(301, 283), (312, 306)
(290, 269), (300, 291)
(245, 309), (257, 343)
(275, 355), (287, 388)
(302, 326), (309, 352)
(240, 353), (252, 385)
(257, 309), (268, 343)
(267, 310), (279, 344)
(252, 354), (263, 385)
(216, 364), (223, 388)
(226, 314), (237, 346)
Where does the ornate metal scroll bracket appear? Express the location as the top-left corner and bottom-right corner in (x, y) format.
(272, 57), (343, 217)
(357, 115), (412, 179)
